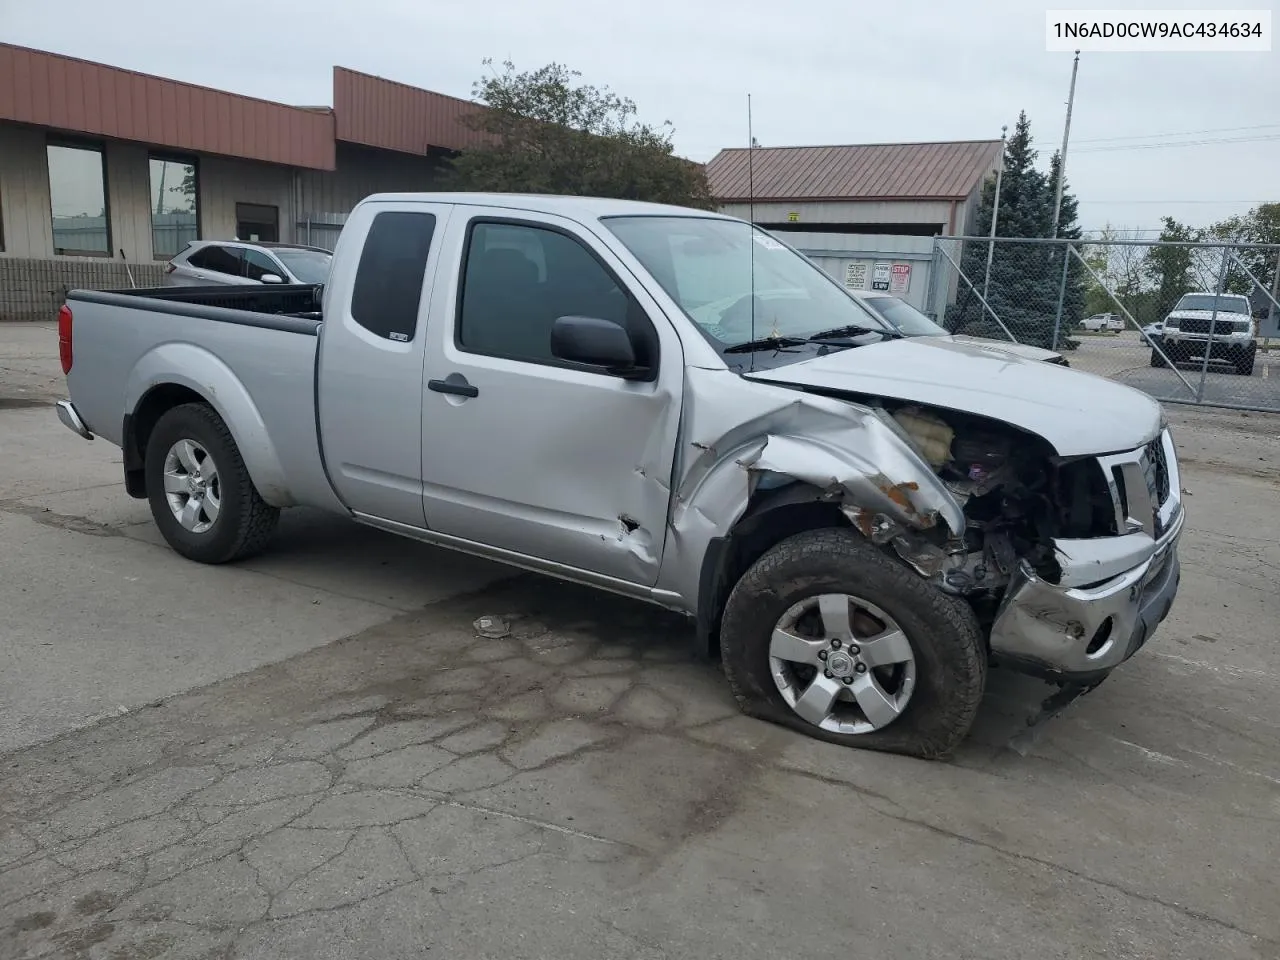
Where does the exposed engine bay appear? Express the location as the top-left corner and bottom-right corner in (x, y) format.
(846, 402), (1118, 601)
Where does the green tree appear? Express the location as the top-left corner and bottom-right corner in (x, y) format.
(446, 60), (714, 208)
(1143, 217), (1200, 323)
(944, 112), (1086, 348)
(1204, 203), (1280, 300)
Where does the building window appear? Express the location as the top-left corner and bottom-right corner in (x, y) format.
(150, 157), (198, 259)
(350, 211), (436, 341)
(235, 203), (278, 243)
(47, 142), (110, 257)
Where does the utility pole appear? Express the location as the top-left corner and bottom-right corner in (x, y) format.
(1050, 50), (1080, 240)
(982, 125), (1008, 302)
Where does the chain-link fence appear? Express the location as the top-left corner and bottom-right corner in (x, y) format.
(927, 236), (1280, 412)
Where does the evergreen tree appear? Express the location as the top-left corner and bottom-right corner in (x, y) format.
(944, 112), (1086, 348)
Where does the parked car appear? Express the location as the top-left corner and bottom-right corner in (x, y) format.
(850, 290), (1069, 366)
(1080, 312), (1123, 332)
(1150, 292), (1256, 376)
(54, 193), (1183, 758)
(163, 240), (333, 287)
(1141, 321), (1164, 339)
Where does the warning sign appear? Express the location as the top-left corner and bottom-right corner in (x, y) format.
(890, 263), (912, 295)
(845, 262), (868, 289)
(871, 262), (891, 291)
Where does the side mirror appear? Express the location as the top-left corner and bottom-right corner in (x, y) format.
(260, 273), (284, 284)
(550, 315), (641, 375)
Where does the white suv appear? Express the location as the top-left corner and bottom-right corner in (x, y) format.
(1080, 313), (1123, 332)
(163, 240), (332, 287)
(1152, 292), (1257, 376)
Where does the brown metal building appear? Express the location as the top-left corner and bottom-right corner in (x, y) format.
(705, 141), (1002, 310)
(0, 43), (482, 266)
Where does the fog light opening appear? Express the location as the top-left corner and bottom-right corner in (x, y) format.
(1086, 617), (1114, 657)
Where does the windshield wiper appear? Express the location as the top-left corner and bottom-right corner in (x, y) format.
(723, 324), (899, 354)
(806, 323), (902, 341)
(722, 335), (812, 354)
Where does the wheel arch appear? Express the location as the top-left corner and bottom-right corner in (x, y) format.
(694, 479), (851, 661)
(122, 344), (293, 506)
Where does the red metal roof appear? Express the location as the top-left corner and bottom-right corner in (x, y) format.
(0, 43), (336, 170)
(706, 140), (1003, 202)
(333, 67), (491, 155)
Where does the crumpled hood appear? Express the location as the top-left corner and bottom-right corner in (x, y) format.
(745, 336), (1162, 457)
(949, 334), (1063, 363)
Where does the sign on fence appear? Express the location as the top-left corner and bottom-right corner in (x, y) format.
(845, 262), (868, 289)
(872, 262), (891, 291)
(890, 263), (911, 295)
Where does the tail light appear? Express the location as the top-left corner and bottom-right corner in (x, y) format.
(58, 304), (73, 374)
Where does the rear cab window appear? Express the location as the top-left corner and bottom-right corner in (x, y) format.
(351, 212), (437, 342)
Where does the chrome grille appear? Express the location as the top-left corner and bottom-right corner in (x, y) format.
(1097, 429), (1182, 540)
(1144, 436), (1170, 505)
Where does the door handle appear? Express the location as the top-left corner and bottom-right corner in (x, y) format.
(428, 375), (479, 398)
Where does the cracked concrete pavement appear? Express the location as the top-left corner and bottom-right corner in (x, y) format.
(4, 322), (1280, 959)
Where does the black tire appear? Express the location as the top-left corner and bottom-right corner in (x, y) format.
(1236, 349), (1256, 377)
(719, 528), (986, 759)
(1150, 349), (1166, 368)
(145, 402), (280, 564)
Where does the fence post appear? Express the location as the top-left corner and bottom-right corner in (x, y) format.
(925, 238), (942, 320)
(1050, 241), (1072, 350)
(1197, 247), (1231, 402)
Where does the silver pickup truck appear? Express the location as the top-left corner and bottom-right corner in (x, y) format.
(54, 193), (1184, 758)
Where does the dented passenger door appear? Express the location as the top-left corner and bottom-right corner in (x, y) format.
(418, 207), (685, 587)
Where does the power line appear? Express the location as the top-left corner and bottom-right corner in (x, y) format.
(1077, 199), (1271, 204)
(1074, 122), (1280, 144)
(1076, 133), (1280, 154)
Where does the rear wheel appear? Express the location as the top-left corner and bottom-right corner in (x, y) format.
(719, 528), (986, 759)
(1150, 349), (1166, 368)
(145, 403), (279, 563)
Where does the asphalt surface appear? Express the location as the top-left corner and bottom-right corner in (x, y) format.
(3, 322), (1280, 960)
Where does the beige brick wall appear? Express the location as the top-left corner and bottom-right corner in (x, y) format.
(0, 257), (165, 322)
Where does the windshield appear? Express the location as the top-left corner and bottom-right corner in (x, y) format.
(274, 249), (333, 284)
(857, 295), (949, 337)
(602, 216), (893, 349)
(1174, 293), (1250, 314)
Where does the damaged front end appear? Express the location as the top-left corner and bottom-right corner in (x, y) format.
(664, 367), (1182, 686)
(863, 402), (1185, 682)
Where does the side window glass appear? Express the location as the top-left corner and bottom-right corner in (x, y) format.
(189, 245), (242, 276)
(243, 249), (281, 281)
(351, 212), (437, 341)
(458, 221), (650, 367)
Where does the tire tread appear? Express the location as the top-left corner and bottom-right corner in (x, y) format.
(719, 527), (986, 759)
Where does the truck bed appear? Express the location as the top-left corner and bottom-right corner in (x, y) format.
(63, 283), (340, 512)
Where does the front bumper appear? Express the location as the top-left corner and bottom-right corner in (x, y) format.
(989, 428), (1184, 682)
(1162, 334), (1253, 361)
(55, 399), (94, 440)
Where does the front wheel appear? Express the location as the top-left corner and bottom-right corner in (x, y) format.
(719, 528), (986, 759)
(1236, 348), (1256, 376)
(145, 402), (280, 564)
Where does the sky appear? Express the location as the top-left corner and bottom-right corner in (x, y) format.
(3, 0), (1277, 234)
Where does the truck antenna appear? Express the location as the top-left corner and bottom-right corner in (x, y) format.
(747, 93), (757, 370)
